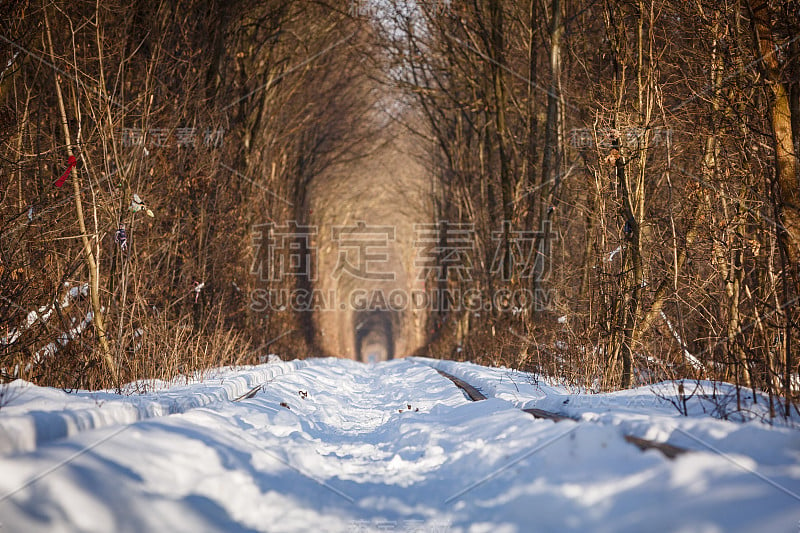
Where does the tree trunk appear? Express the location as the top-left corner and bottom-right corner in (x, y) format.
(489, 1), (514, 282)
(533, 0), (562, 309)
(748, 0), (799, 414)
(45, 10), (117, 380)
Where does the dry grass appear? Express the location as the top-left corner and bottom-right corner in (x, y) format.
(119, 306), (251, 389)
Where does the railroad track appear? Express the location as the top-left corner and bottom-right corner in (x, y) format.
(7, 357), (686, 459)
(234, 359), (687, 459)
(434, 367), (688, 459)
(232, 358), (689, 459)
(0, 359), (305, 455)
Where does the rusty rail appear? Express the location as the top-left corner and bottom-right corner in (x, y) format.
(435, 365), (688, 459)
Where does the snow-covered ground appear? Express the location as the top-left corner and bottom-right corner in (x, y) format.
(0, 356), (798, 532)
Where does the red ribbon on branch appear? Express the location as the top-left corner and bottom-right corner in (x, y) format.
(55, 155), (77, 187)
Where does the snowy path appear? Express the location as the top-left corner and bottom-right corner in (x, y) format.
(0, 357), (799, 532)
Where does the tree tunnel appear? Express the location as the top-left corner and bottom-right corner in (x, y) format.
(354, 310), (397, 362)
(307, 108), (433, 360)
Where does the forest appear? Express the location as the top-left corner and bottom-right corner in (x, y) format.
(1, 0), (798, 418)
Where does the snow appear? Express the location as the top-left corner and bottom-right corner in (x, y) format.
(660, 311), (704, 371)
(0, 356), (798, 532)
(32, 311), (94, 365)
(23, 283), (89, 329)
(1, 283), (91, 369)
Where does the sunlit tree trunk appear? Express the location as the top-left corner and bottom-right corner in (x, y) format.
(748, 0), (799, 414)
